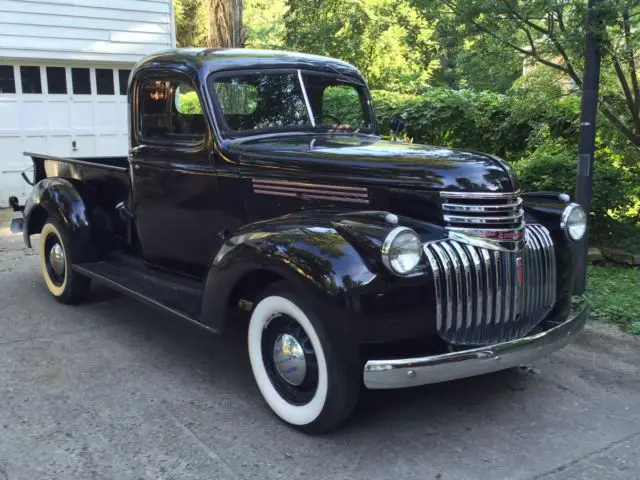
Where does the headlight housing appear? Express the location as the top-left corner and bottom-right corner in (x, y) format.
(381, 227), (422, 275)
(561, 203), (587, 241)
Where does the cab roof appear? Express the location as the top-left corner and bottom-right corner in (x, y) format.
(133, 48), (365, 83)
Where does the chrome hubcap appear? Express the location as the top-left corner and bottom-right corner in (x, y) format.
(273, 333), (307, 386)
(49, 243), (65, 277)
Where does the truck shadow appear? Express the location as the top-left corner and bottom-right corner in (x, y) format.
(92, 286), (540, 436)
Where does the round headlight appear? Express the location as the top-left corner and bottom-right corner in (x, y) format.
(381, 227), (422, 275)
(561, 203), (587, 241)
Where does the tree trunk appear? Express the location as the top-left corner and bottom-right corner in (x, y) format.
(208, 0), (243, 48)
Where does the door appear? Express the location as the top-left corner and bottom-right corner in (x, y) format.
(130, 70), (239, 277)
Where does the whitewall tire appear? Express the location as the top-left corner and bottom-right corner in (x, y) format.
(38, 219), (91, 304)
(247, 282), (359, 433)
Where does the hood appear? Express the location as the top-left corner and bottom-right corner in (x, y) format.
(226, 134), (517, 192)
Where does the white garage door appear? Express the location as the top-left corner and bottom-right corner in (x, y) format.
(0, 62), (131, 206)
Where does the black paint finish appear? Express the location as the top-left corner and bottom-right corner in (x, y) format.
(19, 49), (577, 353)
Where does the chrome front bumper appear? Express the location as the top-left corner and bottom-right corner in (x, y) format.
(363, 303), (588, 389)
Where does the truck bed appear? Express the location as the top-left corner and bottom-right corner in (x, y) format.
(26, 152), (131, 240)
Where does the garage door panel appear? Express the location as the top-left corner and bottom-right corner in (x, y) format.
(96, 102), (118, 131)
(21, 102), (48, 131)
(23, 135), (48, 157)
(0, 137), (24, 170)
(71, 101), (94, 130)
(48, 102), (71, 131)
(74, 134), (96, 156)
(46, 135), (74, 157)
(96, 134), (127, 156)
(0, 100), (20, 133)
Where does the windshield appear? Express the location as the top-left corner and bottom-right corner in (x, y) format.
(211, 70), (374, 135)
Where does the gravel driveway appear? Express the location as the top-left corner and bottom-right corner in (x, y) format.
(1, 209), (639, 480)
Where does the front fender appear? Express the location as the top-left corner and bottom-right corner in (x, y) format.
(200, 215), (378, 331)
(23, 177), (92, 248)
(199, 212), (440, 345)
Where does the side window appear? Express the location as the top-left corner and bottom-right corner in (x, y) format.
(139, 78), (206, 143)
(322, 85), (364, 126)
(214, 82), (257, 115)
(0, 65), (16, 94)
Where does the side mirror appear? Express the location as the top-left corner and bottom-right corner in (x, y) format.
(388, 113), (406, 135)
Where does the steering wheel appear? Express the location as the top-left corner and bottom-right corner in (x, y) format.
(317, 113), (341, 125)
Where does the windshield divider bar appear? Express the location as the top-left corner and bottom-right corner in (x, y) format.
(297, 69), (316, 127)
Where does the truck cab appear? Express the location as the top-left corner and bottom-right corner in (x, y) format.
(11, 49), (589, 433)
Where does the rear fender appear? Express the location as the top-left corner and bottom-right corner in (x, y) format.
(23, 178), (93, 251)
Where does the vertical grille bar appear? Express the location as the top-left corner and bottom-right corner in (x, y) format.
(430, 243), (454, 336)
(502, 251), (512, 335)
(492, 250), (502, 330)
(464, 244), (483, 344)
(425, 224), (556, 345)
(441, 242), (464, 333)
(451, 241), (474, 334)
(423, 247), (443, 332)
(480, 249), (493, 340)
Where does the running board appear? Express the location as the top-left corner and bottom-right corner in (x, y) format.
(73, 257), (215, 333)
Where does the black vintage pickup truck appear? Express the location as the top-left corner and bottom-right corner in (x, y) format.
(8, 48), (588, 433)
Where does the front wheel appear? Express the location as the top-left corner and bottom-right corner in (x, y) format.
(248, 282), (360, 433)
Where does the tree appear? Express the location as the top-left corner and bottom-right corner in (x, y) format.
(174, 0), (209, 47)
(173, 0), (243, 48)
(208, 0), (244, 47)
(409, 0), (640, 149)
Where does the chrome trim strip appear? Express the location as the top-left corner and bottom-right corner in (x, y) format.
(252, 179), (368, 192)
(440, 190), (521, 199)
(253, 184), (369, 198)
(254, 189), (369, 204)
(442, 198), (523, 212)
(363, 302), (588, 389)
(443, 211), (524, 224)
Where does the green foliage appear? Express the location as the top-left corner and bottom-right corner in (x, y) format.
(244, 0), (287, 49)
(176, 90), (203, 114)
(283, 0), (440, 92)
(173, 0), (208, 47)
(586, 265), (640, 335)
(408, 0), (640, 149)
(512, 140), (634, 235)
(370, 88), (541, 158)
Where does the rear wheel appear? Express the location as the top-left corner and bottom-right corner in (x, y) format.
(39, 219), (91, 304)
(248, 282), (360, 433)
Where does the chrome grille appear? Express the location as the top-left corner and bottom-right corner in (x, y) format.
(440, 190), (525, 251)
(424, 224), (556, 345)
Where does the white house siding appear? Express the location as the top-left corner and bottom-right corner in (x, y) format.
(0, 0), (175, 206)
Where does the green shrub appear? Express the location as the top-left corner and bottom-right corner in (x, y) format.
(513, 140), (635, 238)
